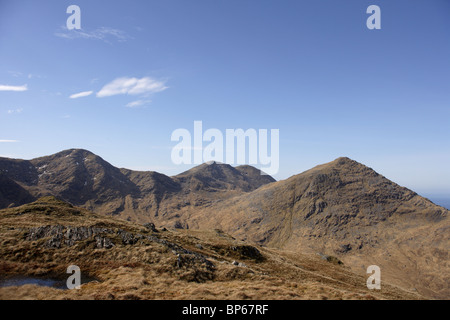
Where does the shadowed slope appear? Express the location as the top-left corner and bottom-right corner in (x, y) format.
(0, 174), (35, 208)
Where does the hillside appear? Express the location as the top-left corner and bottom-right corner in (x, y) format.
(185, 157), (449, 298)
(0, 197), (421, 300)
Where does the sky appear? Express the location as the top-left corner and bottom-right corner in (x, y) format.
(0, 0), (449, 203)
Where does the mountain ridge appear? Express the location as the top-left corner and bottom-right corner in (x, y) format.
(0, 149), (276, 223)
(0, 149), (448, 298)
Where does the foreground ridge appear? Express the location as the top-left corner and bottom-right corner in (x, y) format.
(0, 197), (421, 300)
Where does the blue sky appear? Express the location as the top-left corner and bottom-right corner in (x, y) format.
(0, 0), (449, 201)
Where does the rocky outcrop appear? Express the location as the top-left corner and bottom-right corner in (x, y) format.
(25, 224), (214, 271)
(27, 225), (116, 249)
(143, 222), (158, 232)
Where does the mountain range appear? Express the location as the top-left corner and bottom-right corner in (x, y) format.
(0, 149), (274, 224)
(0, 149), (448, 299)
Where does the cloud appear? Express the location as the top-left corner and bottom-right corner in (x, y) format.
(97, 77), (168, 98)
(55, 26), (130, 43)
(7, 108), (23, 114)
(0, 84), (28, 92)
(0, 140), (19, 143)
(27, 74), (43, 79)
(69, 91), (93, 99)
(8, 71), (23, 78)
(126, 99), (152, 108)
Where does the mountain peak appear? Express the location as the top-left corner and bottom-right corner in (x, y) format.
(176, 162), (232, 175)
(174, 162), (275, 192)
(30, 148), (100, 165)
(300, 157), (380, 181)
(322, 157), (365, 169)
(57, 148), (99, 159)
(333, 156), (354, 164)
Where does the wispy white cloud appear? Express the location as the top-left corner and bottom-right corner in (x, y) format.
(27, 74), (44, 79)
(126, 99), (152, 108)
(7, 108), (23, 114)
(97, 77), (168, 98)
(0, 84), (28, 92)
(0, 140), (19, 143)
(55, 26), (130, 43)
(8, 71), (23, 78)
(69, 90), (93, 99)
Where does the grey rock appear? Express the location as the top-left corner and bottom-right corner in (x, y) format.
(95, 236), (115, 249)
(143, 223), (158, 232)
(173, 220), (184, 229)
(117, 229), (138, 245)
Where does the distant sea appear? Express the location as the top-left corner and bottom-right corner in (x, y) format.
(427, 198), (450, 210)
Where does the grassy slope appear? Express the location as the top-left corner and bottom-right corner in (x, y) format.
(0, 197), (420, 300)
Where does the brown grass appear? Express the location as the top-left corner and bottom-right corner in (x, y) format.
(0, 197), (422, 300)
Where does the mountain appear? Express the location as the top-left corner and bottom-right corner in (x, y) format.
(174, 162), (275, 192)
(185, 157), (449, 298)
(0, 149), (275, 224)
(189, 157), (447, 246)
(0, 150), (448, 298)
(0, 197), (421, 300)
